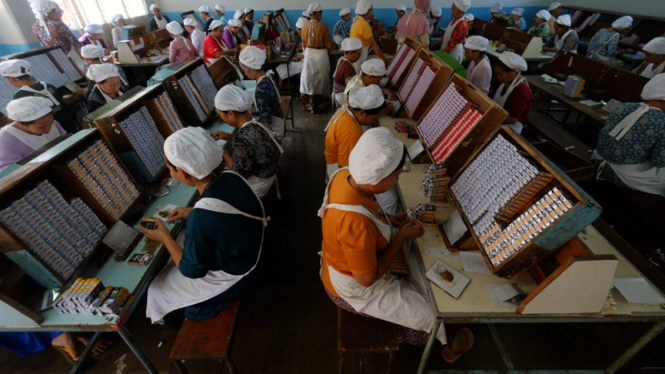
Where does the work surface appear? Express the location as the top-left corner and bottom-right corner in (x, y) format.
(526, 75), (607, 124)
(380, 116), (665, 322)
(486, 45), (553, 62)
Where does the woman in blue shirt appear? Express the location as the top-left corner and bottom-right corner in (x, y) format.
(587, 16), (632, 64)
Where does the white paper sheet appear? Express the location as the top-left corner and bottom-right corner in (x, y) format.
(460, 251), (491, 274)
(442, 210), (468, 245)
(407, 140), (425, 160)
(613, 278), (665, 305)
(486, 284), (520, 308)
(424, 246), (452, 256)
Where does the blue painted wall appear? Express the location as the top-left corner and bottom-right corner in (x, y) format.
(0, 42), (42, 57)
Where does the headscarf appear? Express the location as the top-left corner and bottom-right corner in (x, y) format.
(356, 0), (372, 16)
(31, 0), (58, 38)
(164, 127), (223, 180)
(607, 74), (665, 140)
(349, 85), (385, 109)
(464, 14), (474, 22)
(214, 84), (253, 112)
(349, 128), (404, 185)
(86, 63), (121, 82)
(499, 51), (527, 72)
(612, 16), (633, 30)
(536, 10), (551, 21)
(491, 2), (503, 13)
(166, 21), (184, 35)
(464, 35), (488, 51)
(6, 97), (54, 122)
(111, 14), (124, 24)
(215, 4), (225, 13)
(244, 7), (253, 14)
(307, 3), (322, 14)
(556, 14), (571, 27)
(511, 8), (524, 17)
(339, 8), (351, 17)
(453, 0), (471, 13)
(0, 60), (32, 78)
(341, 38), (362, 51)
(396, 0), (430, 38)
(644, 37), (665, 55)
(234, 10), (244, 19)
(430, 7), (442, 17)
(302, 10), (310, 18)
(296, 17), (308, 29)
(397, 4), (407, 12)
(361, 59), (386, 76)
(80, 45), (105, 59)
(239, 46), (266, 70)
(184, 18), (198, 28)
(548, 2), (562, 11)
(199, 6), (212, 14)
(149, 4), (160, 12)
(227, 19), (242, 28)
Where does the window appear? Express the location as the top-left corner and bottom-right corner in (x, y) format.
(49, 0), (147, 30)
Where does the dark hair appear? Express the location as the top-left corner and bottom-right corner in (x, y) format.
(351, 100), (387, 116)
(392, 146), (408, 174)
(15, 74), (31, 81)
(310, 11), (322, 15)
(20, 111), (53, 125)
(495, 59), (512, 72)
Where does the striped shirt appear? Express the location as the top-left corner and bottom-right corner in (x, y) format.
(333, 20), (350, 39)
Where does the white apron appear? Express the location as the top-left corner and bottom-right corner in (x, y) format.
(467, 56), (491, 94)
(155, 16), (168, 30)
(241, 120), (284, 198)
(146, 173), (268, 324)
(640, 62), (665, 79)
(207, 35), (229, 64)
(492, 75), (527, 134)
(3, 122), (62, 150)
(19, 83), (59, 106)
(255, 72), (286, 141)
(353, 45), (370, 74)
(300, 20), (330, 96)
(319, 167), (447, 344)
(441, 18), (464, 63)
(554, 30), (577, 54)
(332, 57), (353, 108)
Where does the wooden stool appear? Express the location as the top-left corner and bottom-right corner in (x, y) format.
(169, 301), (241, 374)
(337, 308), (399, 374)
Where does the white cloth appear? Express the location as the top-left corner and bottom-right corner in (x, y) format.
(149, 4), (159, 12)
(431, 7), (442, 17)
(612, 16), (633, 30)
(361, 59), (386, 76)
(453, 0), (471, 12)
(184, 18), (197, 27)
(397, 4), (407, 11)
(191, 29), (205, 57)
(491, 2), (503, 12)
(164, 127), (223, 180)
(215, 4), (225, 12)
(166, 21), (184, 36)
(240, 46), (266, 69)
(234, 9), (244, 19)
(493, 75), (527, 134)
(209, 19), (224, 31)
(511, 8), (524, 16)
(300, 47), (330, 96)
(464, 13), (474, 22)
(556, 14), (571, 27)
(2, 122), (61, 149)
(18, 83), (60, 107)
(608, 103), (652, 141)
(376, 185), (403, 215)
(341, 37), (362, 51)
(553, 29), (577, 53)
(467, 56), (492, 94)
(499, 51), (527, 71)
(340, 8), (351, 16)
(549, 2), (562, 11)
(642, 63), (665, 79)
(154, 16), (168, 30)
(84, 24), (103, 34)
(93, 85), (123, 104)
(352, 44), (370, 73)
(32, 0), (57, 38)
(111, 14), (124, 24)
(6, 97), (54, 122)
(227, 19), (242, 28)
(642, 73), (665, 99)
(356, 0), (372, 16)
(319, 167), (446, 344)
(536, 10), (551, 21)
(112, 27), (122, 48)
(199, 5), (212, 14)
(644, 37), (665, 55)
(348, 85), (384, 109)
(592, 150), (665, 197)
(296, 17), (308, 29)
(215, 84), (253, 112)
(86, 63), (120, 82)
(349, 128), (403, 185)
(464, 35), (488, 51)
(441, 17), (465, 62)
(146, 179), (267, 324)
(0, 60), (32, 78)
(276, 61), (304, 79)
(308, 3), (322, 14)
(244, 7), (253, 14)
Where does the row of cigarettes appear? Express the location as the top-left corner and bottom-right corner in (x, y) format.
(49, 48), (83, 82)
(145, 91), (186, 135)
(190, 64), (218, 113)
(178, 76), (207, 121)
(422, 164), (449, 203)
(408, 204), (437, 226)
(479, 188), (573, 267)
(387, 43), (411, 79)
(497, 172), (554, 222)
(25, 54), (70, 88)
(53, 278), (135, 318)
(119, 107), (167, 179)
(418, 82), (470, 148)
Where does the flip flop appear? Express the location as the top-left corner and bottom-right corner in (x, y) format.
(441, 327), (474, 364)
(55, 346), (80, 364)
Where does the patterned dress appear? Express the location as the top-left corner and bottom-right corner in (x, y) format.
(252, 73), (283, 126)
(595, 103), (665, 188)
(32, 19), (81, 54)
(526, 23), (550, 40)
(333, 20), (350, 39)
(587, 29), (620, 60)
(232, 122), (281, 179)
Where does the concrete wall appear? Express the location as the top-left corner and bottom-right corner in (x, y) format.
(0, 0), (40, 55)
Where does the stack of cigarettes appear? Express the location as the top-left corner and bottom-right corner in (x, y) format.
(422, 164), (449, 203)
(496, 171), (554, 222)
(389, 249), (410, 276)
(118, 107), (167, 180)
(409, 204), (437, 226)
(394, 120), (409, 133)
(53, 278), (134, 319)
(563, 75), (585, 98)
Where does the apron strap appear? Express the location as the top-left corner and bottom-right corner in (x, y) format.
(178, 36), (192, 51)
(608, 103), (655, 140)
(195, 197), (269, 226)
(20, 82), (60, 106)
(242, 120), (285, 154)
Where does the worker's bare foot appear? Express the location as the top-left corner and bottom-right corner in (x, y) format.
(77, 335), (112, 356)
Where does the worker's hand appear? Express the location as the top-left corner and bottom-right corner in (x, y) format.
(104, 48), (111, 55)
(382, 101), (394, 116)
(168, 207), (193, 223)
(210, 131), (233, 141)
(75, 88), (86, 96)
(389, 212), (409, 228)
(397, 218), (425, 241)
(293, 55), (304, 61)
(138, 219), (171, 244)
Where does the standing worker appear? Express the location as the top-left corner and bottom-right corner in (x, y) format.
(184, 18), (205, 58)
(433, 0), (471, 63)
(111, 14), (126, 49)
(350, 0), (388, 72)
(31, 0), (81, 55)
(300, 3), (333, 114)
(149, 4), (170, 31)
(395, 0), (431, 51)
(166, 21), (198, 63)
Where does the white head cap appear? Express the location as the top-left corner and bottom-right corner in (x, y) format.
(227, 19), (242, 28)
(166, 21), (184, 35)
(31, 0), (58, 16)
(548, 2), (562, 11)
(239, 46), (267, 70)
(244, 7), (253, 14)
(215, 84), (253, 112)
(0, 60), (32, 78)
(556, 14), (571, 27)
(84, 24), (103, 34)
(184, 18), (197, 27)
(361, 59), (387, 76)
(491, 2), (503, 12)
(307, 3), (322, 14)
(215, 4), (225, 12)
(349, 85), (385, 110)
(464, 14), (475, 22)
(642, 74), (665, 100)
(464, 35), (489, 51)
(430, 7), (442, 17)
(234, 9), (244, 19)
(302, 10), (310, 18)
(7, 97), (53, 122)
(199, 5), (212, 14)
(111, 14), (124, 24)
(453, 0), (471, 12)
(349, 128), (404, 185)
(339, 8), (351, 16)
(499, 51), (527, 72)
(210, 19), (224, 30)
(397, 4), (407, 11)
(149, 4), (160, 11)
(341, 37), (362, 51)
(511, 8), (524, 16)
(80, 44), (105, 59)
(296, 17), (308, 29)
(536, 10), (551, 21)
(612, 16), (633, 30)
(164, 127), (223, 180)
(86, 63), (121, 82)
(644, 37), (665, 55)
(356, 0), (372, 16)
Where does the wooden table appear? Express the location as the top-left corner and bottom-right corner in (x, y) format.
(485, 45), (554, 62)
(379, 116), (665, 374)
(117, 52), (171, 87)
(526, 75), (607, 125)
(264, 44), (298, 94)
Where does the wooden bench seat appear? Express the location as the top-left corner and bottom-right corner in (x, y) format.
(169, 300), (241, 374)
(338, 308), (399, 374)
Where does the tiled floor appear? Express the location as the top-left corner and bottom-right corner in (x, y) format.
(1, 103), (664, 373)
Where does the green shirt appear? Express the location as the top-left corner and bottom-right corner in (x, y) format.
(526, 23), (550, 40)
(12, 82), (76, 133)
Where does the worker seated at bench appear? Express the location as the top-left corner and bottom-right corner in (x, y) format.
(542, 15), (578, 54)
(490, 52), (533, 134)
(142, 127), (267, 326)
(592, 74), (665, 198)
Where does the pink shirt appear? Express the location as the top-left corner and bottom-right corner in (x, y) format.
(169, 37), (199, 63)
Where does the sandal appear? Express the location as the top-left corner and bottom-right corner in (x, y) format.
(441, 327), (474, 364)
(55, 346), (80, 364)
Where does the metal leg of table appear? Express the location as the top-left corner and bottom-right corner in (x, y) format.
(117, 325), (159, 374)
(488, 323), (515, 371)
(417, 319), (442, 374)
(69, 331), (101, 374)
(606, 321), (665, 374)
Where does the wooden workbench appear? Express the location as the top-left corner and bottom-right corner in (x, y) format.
(526, 75), (607, 125)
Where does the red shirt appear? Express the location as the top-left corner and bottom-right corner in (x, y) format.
(444, 19), (468, 53)
(490, 80), (533, 124)
(203, 34), (228, 64)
